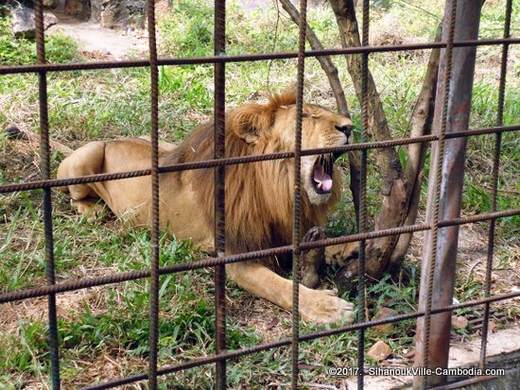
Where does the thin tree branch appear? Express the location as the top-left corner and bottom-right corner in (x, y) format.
(279, 0), (351, 117)
(328, 0), (441, 278)
(390, 24), (442, 266)
(281, 0), (442, 278)
(329, 0), (403, 196)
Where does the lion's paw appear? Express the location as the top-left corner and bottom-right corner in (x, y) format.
(299, 287), (354, 324)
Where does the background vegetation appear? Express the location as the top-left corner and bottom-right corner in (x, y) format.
(0, 0), (519, 388)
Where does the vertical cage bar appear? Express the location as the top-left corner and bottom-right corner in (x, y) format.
(291, 0), (307, 388)
(414, 1), (484, 387)
(357, 1), (370, 388)
(34, 0), (60, 388)
(214, 0), (227, 388)
(146, 0), (161, 388)
(479, 0), (512, 369)
(419, 1), (458, 388)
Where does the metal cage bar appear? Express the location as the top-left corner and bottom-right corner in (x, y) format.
(145, 0), (161, 388)
(213, 0), (228, 387)
(420, 0), (458, 388)
(34, 0), (61, 388)
(79, 289), (520, 390)
(2, 126), (519, 195)
(479, 0), (513, 370)
(0, 209), (518, 305)
(479, 0), (513, 368)
(357, 1), (370, 388)
(2, 38), (520, 76)
(0, 0), (518, 389)
(290, 0), (308, 387)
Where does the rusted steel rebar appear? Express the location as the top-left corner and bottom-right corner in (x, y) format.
(1, 38), (519, 76)
(2, 127), (519, 195)
(0, 209), (518, 305)
(213, 0), (227, 387)
(34, 0), (60, 388)
(291, 0), (308, 387)
(419, 1), (458, 385)
(80, 289), (520, 390)
(357, 0), (370, 388)
(479, 0), (513, 370)
(146, 0), (161, 388)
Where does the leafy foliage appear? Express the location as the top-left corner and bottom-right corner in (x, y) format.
(0, 17), (77, 65)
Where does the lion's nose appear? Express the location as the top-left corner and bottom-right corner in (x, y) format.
(335, 125), (353, 139)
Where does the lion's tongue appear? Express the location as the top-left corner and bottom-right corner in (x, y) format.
(313, 164), (333, 192)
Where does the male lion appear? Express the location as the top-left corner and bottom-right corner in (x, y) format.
(57, 90), (356, 324)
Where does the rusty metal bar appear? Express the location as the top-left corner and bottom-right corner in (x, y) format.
(416, 0), (484, 388)
(1, 209), (518, 305)
(1, 38), (519, 76)
(34, 0), (60, 388)
(291, 0), (307, 387)
(417, 0), (458, 387)
(2, 126), (519, 194)
(80, 289), (520, 390)
(480, 0), (512, 370)
(357, 0), (370, 388)
(146, 0), (161, 388)
(213, 0), (227, 387)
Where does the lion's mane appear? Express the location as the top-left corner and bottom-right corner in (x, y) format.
(162, 90), (341, 256)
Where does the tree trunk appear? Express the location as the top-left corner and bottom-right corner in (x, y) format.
(328, 0), (407, 278)
(280, 0), (441, 279)
(414, 1), (483, 387)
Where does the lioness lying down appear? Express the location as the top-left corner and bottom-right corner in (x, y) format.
(57, 90), (358, 324)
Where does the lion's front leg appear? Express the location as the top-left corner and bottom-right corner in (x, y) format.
(300, 226), (326, 289)
(227, 261), (354, 324)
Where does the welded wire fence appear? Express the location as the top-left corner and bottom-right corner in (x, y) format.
(0, 0), (519, 389)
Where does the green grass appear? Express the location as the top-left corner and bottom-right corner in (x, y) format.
(0, 18), (78, 65)
(1, 0), (519, 387)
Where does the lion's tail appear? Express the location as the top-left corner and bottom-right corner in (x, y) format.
(5, 125), (73, 156)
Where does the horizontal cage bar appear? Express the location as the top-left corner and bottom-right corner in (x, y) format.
(0, 38), (518, 75)
(1, 125), (518, 194)
(80, 289), (520, 390)
(1, 208), (517, 304)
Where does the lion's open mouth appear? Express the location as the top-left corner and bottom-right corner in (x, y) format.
(312, 153), (334, 194)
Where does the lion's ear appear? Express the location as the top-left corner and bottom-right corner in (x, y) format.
(228, 104), (274, 144)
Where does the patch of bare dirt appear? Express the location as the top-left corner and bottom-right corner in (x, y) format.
(407, 218), (520, 336)
(47, 17), (148, 60)
(409, 222), (520, 293)
(1, 286), (108, 335)
(0, 138), (41, 184)
(229, 294), (291, 342)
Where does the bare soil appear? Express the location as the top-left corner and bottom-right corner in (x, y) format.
(46, 13), (148, 60)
